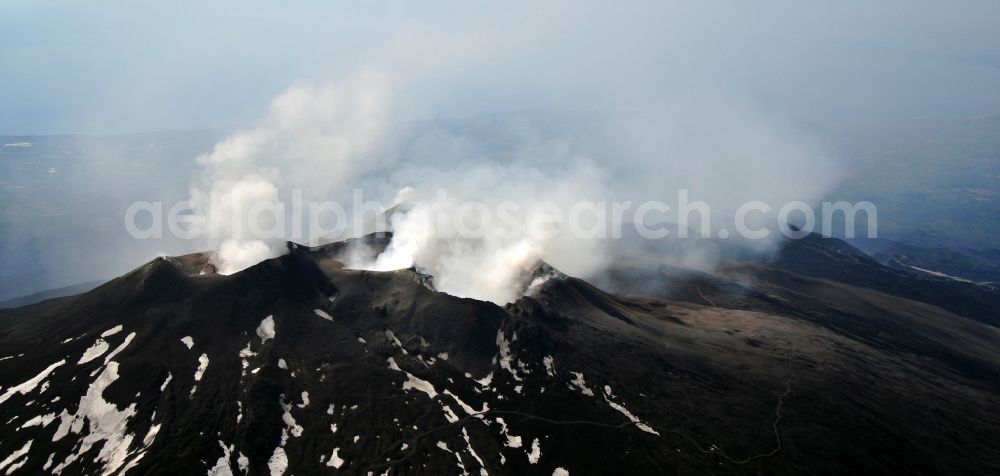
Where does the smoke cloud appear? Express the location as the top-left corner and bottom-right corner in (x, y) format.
(188, 25), (494, 274)
(349, 161), (612, 304)
(189, 71), (395, 274)
(188, 25), (841, 303)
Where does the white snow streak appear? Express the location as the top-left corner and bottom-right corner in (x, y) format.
(568, 372), (594, 396)
(20, 413), (56, 429)
(313, 309), (334, 321)
(194, 354), (210, 381)
(78, 340), (111, 365)
(462, 428), (489, 476)
(385, 330), (407, 354)
(190, 354), (209, 396)
(443, 390), (488, 416)
(103, 332), (136, 364)
(603, 386), (659, 435)
(159, 373), (172, 392)
(387, 357), (438, 399)
(0, 359), (66, 405)
(142, 422), (161, 447)
(0, 440), (32, 474)
(436, 441), (467, 475)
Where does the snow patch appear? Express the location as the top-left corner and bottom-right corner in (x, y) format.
(237, 453), (249, 473)
(20, 413), (56, 429)
(436, 441), (467, 475)
(0, 440), (31, 473)
(444, 389), (488, 416)
(496, 417), (522, 448)
(568, 372), (594, 396)
(207, 440), (234, 476)
(239, 342), (256, 375)
(100, 325), (123, 338)
(528, 438), (541, 463)
(190, 353), (209, 396)
(313, 309), (334, 321)
(143, 422), (161, 447)
(280, 395), (304, 437)
(257, 315), (276, 343)
(461, 428), (488, 476)
(267, 447), (288, 476)
(496, 331), (521, 381)
(0, 359), (66, 405)
(403, 373), (438, 399)
(180, 336), (194, 349)
(78, 339), (111, 365)
(104, 332), (136, 364)
(194, 354), (210, 381)
(442, 405), (459, 423)
(50, 361), (139, 475)
(385, 329), (407, 354)
(326, 448), (344, 468)
(298, 391), (310, 408)
(160, 373), (172, 392)
(475, 372), (494, 388)
(387, 357), (438, 398)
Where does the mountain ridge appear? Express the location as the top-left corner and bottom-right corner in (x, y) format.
(1, 235), (999, 475)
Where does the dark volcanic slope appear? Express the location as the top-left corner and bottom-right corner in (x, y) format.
(1, 241), (1000, 475)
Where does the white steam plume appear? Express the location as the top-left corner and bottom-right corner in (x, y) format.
(188, 26), (494, 274)
(187, 26), (840, 305)
(190, 71), (394, 274)
(352, 162), (610, 304)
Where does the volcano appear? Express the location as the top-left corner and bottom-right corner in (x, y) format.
(1, 233), (1000, 475)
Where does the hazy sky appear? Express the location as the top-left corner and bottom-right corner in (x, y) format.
(2, 0), (999, 134)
